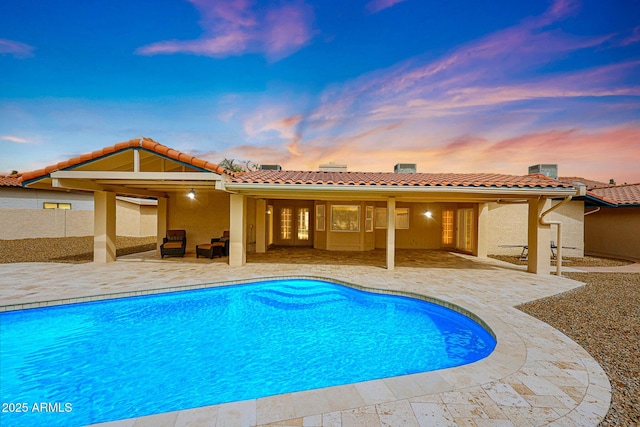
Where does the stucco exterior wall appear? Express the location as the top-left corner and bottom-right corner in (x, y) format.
(585, 207), (640, 260)
(140, 205), (157, 237)
(488, 200), (584, 257)
(167, 190), (231, 253)
(116, 199), (141, 237)
(115, 199), (157, 237)
(0, 187), (94, 210)
(0, 208), (93, 239)
(1, 188), (157, 240)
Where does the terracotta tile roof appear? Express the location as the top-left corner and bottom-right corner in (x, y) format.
(0, 174), (21, 187)
(15, 137), (577, 191)
(588, 183), (640, 206)
(19, 137), (229, 184)
(230, 171), (573, 189)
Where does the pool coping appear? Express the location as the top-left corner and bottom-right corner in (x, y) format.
(1, 272), (612, 426)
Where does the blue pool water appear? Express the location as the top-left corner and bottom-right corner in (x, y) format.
(0, 279), (496, 427)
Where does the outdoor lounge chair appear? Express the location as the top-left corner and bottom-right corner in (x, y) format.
(196, 240), (226, 259)
(210, 231), (230, 256)
(161, 229), (187, 258)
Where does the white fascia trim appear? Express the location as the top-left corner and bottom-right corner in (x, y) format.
(223, 183), (577, 197)
(51, 171), (222, 181)
(116, 196), (158, 206)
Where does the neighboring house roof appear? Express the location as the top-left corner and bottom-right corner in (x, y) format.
(229, 170), (572, 189)
(0, 175), (21, 187)
(587, 183), (640, 207)
(558, 176), (609, 188)
(19, 137), (229, 184)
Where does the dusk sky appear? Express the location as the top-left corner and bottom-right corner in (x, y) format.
(1, 0), (639, 183)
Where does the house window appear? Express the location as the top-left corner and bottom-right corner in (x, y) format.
(395, 208), (410, 229)
(442, 209), (454, 246)
(43, 202), (71, 209)
(297, 208), (310, 240)
(374, 208), (409, 229)
(375, 208), (387, 229)
(456, 208), (474, 252)
(315, 204), (326, 231)
(365, 206), (374, 232)
(331, 205), (360, 231)
(280, 208), (292, 239)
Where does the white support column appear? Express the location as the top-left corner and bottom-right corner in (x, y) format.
(255, 199), (267, 253)
(94, 191), (116, 263)
(475, 203), (489, 257)
(133, 149), (140, 172)
(528, 198), (551, 274)
(156, 197), (168, 252)
(229, 194), (246, 266)
(386, 197), (396, 270)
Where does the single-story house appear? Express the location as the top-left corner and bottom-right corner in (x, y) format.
(1, 174), (157, 240)
(17, 137), (586, 275)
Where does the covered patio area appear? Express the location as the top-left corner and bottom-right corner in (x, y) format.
(115, 246), (501, 270)
(18, 138), (584, 277)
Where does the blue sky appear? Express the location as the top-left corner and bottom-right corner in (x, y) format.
(1, 0), (639, 183)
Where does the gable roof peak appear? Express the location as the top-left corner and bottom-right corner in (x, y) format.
(19, 137), (231, 184)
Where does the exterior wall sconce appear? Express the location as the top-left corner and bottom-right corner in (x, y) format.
(187, 189), (196, 199)
(424, 210), (433, 218)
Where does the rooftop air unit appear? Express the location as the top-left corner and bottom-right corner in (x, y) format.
(394, 163), (417, 173)
(528, 164), (558, 179)
(259, 164), (282, 171)
(319, 162), (348, 172)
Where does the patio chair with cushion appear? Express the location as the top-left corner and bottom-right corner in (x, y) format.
(211, 231), (230, 256)
(161, 229), (187, 258)
(196, 240), (226, 259)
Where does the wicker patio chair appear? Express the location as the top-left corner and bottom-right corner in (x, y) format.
(160, 229), (187, 258)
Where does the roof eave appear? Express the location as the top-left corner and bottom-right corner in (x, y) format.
(224, 182), (576, 196)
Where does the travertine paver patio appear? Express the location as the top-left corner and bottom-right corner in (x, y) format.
(0, 250), (611, 427)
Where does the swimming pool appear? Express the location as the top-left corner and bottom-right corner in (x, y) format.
(0, 278), (496, 426)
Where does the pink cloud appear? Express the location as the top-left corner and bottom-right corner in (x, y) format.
(219, 119), (640, 183)
(136, 0), (314, 60)
(0, 135), (30, 143)
(365, 0), (407, 14)
(203, 0), (640, 184)
(481, 128), (640, 182)
(0, 39), (35, 58)
(620, 26), (640, 46)
(307, 0), (636, 132)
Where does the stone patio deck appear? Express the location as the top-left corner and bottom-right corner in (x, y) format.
(0, 249), (611, 427)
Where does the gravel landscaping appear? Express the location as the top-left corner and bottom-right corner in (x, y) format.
(489, 254), (633, 267)
(1, 240), (637, 425)
(0, 236), (157, 263)
(518, 272), (639, 426)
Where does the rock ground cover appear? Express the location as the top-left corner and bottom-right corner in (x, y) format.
(515, 271), (639, 427)
(0, 236), (157, 263)
(490, 254), (633, 267)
